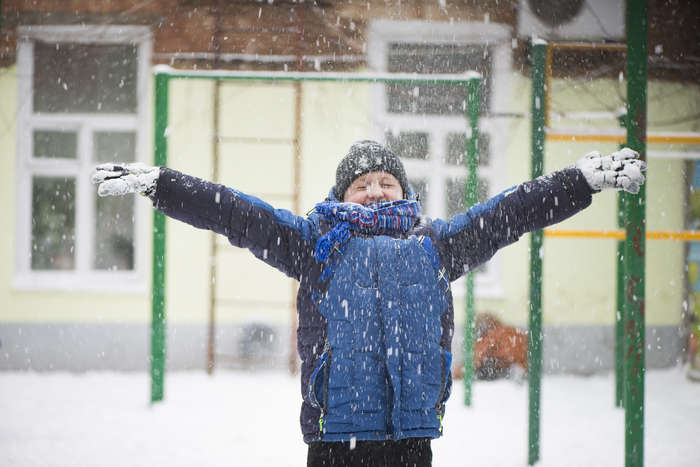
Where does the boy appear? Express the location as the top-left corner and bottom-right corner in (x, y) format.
(93, 140), (645, 467)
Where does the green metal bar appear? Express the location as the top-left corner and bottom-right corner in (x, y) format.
(463, 76), (481, 407)
(615, 193), (626, 408)
(616, 120), (628, 409)
(150, 68), (482, 404)
(154, 65), (479, 85)
(624, 1), (647, 465)
(528, 40), (547, 467)
(464, 273), (475, 406)
(151, 72), (170, 403)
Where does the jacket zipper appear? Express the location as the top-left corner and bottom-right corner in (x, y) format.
(319, 346), (332, 439)
(309, 341), (332, 440)
(435, 350), (448, 434)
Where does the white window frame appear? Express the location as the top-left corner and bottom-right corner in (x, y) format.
(368, 20), (512, 299)
(15, 25), (151, 292)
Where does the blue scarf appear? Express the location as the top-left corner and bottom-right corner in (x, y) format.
(312, 200), (420, 263)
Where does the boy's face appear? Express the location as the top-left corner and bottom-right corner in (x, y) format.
(343, 171), (403, 205)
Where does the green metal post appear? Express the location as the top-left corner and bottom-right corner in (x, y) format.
(463, 76), (481, 407)
(151, 72), (169, 403)
(624, 1), (647, 465)
(615, 192), (626, 408)
(528, 40), (547, 466)
(616, 113), (628, 409)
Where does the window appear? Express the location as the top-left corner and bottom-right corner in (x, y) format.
(368, 20), (512, 298)
(386, 43), (491, 115)
(15, 26), (151, 291)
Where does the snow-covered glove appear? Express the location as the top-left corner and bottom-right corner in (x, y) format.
(575, 147), (647, 194)
(91, 163), (160, 197)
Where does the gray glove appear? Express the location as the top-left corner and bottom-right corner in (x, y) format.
(575, 147), (647, 194)
(91, 163), (160, 197)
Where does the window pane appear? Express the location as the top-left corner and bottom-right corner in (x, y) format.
(33, 130), (77, 159)
(94, 131), (136, 163)
(446, 177), (489, 218)
(385, 132), (429, 160)
(94, 196), (134, 270)
(33, 41), (138, 113)
(386, 43), (491, 115)
(445, 132), (490, 166)
(409, 178), (428, 205)
(31, 177), (75, 270)
(93, 131), (136, 270)
(446, 178), (465, 219)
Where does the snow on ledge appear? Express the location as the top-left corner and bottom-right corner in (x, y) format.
(152, 64), (482, 83)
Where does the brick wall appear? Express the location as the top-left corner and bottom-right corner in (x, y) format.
(0, 1), (697, 79)
(1, 0), (513, 70)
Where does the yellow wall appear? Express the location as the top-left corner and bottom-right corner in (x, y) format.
(162, 79), (215, 325)
(474, 75), (694, 327)
(0, 65), (152, 324)
(163, 79), (372, 326)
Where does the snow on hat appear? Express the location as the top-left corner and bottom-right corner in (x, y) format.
(334, 140), (409, 200)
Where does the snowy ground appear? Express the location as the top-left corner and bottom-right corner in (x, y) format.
(2, 368), (698, 467)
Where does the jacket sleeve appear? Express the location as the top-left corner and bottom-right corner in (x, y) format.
(432, 167), (593, 281)
(151, 167), (317, 280)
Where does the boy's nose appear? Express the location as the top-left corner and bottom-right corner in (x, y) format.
(367, 181), (382, 199)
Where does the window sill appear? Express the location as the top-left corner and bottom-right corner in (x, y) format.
(13, 271), (148, 294)
(451, 276), (504, 300)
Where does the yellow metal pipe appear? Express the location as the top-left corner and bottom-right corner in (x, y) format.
(549, 42), (627, 51)
(647, 231), (700, 240)
(545, 229), (625, 239)
(544, 229), (700, 241)
(546, 131), (700, 145)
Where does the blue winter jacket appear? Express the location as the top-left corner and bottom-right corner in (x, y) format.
(152, 166), (592, 443)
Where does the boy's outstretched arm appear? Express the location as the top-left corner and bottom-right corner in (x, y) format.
(91, 164), (316, 280)
(434, 148), (647, 280)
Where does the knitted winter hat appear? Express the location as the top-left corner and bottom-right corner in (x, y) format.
(334, 140), (409, 200)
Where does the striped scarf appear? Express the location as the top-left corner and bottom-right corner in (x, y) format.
(313, 200), (420, 262)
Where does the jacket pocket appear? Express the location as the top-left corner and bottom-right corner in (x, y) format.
(435, 348), (453, 409)
(308, 347), (332, 411)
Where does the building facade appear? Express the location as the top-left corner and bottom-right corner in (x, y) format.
(1, 0), (699, 373)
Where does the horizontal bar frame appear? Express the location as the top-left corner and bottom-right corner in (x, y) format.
(154, 65), (481, 84)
